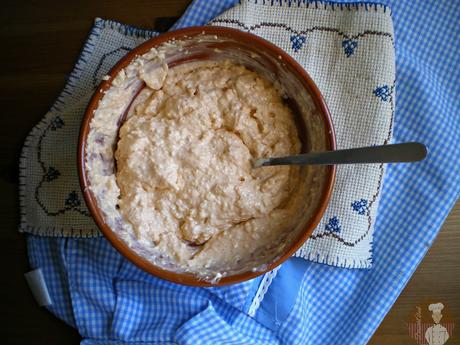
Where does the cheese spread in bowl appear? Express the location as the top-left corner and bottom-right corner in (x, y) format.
(79, 27), (335, 285)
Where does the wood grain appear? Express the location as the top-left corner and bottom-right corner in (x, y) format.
(0, 1), (458, 344)
(369, 202), (460, 345)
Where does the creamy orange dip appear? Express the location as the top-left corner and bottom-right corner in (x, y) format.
(115, 60), (302, 270)
(86, 45), (324, 280)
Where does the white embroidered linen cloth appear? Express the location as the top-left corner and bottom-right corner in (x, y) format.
(20, 1), (395, 268)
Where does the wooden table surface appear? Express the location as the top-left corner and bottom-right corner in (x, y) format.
(1, 1), (458, 344)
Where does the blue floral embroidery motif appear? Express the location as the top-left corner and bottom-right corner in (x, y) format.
(342, 39), (358, 57)
(50, 116), (64, 130)
(351, 199), (369, 215)
(45, 167), (60, 182)
(325, 216), (342, 233)
(65, 191), (81, 208)
(290, 34), (306, 52)
(373, 85), (391, 101)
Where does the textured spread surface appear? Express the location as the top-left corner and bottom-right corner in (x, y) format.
(114, 61), (304, 271)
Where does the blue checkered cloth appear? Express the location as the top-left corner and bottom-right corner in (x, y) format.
(27, 1), (459, 344)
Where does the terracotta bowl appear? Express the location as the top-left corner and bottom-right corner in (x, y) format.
(78, 26), (336, 286)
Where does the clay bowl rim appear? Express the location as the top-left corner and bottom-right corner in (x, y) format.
(78, 26), (336, 287)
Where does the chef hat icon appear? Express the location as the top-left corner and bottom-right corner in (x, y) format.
(428, 302), (444, 314)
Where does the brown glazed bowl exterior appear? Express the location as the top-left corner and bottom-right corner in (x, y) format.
(78, 26), (336, 287)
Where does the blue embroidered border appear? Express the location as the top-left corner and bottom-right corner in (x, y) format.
(242, 0), (391, 15)
(210, 19), (394, 47)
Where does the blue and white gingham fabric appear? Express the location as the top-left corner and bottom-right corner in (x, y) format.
(26, 1), (459, 344)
